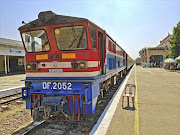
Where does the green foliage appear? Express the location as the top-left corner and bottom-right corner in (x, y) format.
(168, 22), (180, 58)
(135, 57), (141, 62)
(139, 48), (146, 56)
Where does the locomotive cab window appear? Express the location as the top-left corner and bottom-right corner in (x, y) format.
(89, 24), (96, 49)
(22, 30), (50, 52)
(54, 26), (88, 51)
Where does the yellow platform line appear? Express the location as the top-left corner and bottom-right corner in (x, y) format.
(134, 66), (139, 135)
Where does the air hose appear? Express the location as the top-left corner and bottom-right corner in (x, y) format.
(61, 98), (71, 120)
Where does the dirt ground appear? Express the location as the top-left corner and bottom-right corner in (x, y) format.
(0, 101), (32, 135)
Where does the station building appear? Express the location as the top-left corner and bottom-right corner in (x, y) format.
(140, 33), (172, 64)
(0, 37), (25, 75)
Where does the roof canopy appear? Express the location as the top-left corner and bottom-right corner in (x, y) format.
(0, 37), (23, 47)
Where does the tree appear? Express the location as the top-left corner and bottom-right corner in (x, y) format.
(168, 22), (180, 58)
(135, 57), (141, 62)
(139, 48), (146, 56)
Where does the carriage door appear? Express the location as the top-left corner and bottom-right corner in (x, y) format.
(98, 31), (104, 75)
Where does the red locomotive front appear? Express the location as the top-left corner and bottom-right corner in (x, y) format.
(20, 16), (101, 77)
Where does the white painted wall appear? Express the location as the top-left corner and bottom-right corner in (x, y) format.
(0, 45), (25, 56)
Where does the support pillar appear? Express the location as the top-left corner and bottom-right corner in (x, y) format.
(7, 56), (10, 73)
(4, 55), (7, 75)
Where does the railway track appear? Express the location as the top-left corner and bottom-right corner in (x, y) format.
(0, 92), (22, 105)
(13, 68), (131, 135)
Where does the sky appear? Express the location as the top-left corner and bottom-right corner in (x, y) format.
(0, 0), (180, 59)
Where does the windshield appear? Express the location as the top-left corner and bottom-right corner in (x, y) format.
(22, 30), (50, 52)
(54, 26), (88, 51)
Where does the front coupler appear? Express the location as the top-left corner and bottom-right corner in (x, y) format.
(31, 94), (86, 122)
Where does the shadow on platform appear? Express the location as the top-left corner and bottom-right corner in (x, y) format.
(167, 70), (180, 73)
(122, 106), (135, 111)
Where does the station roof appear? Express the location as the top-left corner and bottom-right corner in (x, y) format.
(147, 47), (168, 50)
(0, 37), (23, 47)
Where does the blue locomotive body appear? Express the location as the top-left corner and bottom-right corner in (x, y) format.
(23, 77), (101, 115)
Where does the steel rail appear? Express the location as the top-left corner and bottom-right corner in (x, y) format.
(0, 97), (22, 105)
(0, 92), (21, 100)
(0, 92), (22, 105)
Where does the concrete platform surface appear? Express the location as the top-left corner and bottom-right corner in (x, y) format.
(0, 74), (25, 90)
(107, 66), (180, 135)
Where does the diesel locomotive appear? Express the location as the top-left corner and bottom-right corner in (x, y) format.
(19, 11), (134, 121)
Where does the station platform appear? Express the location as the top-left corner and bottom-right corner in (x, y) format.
(106, 66), (180, 135)
(0, 74), (25, 90)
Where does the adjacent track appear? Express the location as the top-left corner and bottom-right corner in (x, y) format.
(0, 92), (22, 105)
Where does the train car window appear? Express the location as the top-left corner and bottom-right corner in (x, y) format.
(89, 24), (96, 49)
(22, 30), (50, 52)
(54, 26), (88, 51)
(123, 58), (125, 66)
(118, 60), (120, 67)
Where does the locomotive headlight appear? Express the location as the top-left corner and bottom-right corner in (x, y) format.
(31, 63), (37, 70)
(45, 11), (53, 20)
(38, 11), (55, 21)
(26, 64), (31, 70)
(26, 62), (38, 71)
(38, 12), (45, 20)
(71, 61), (87, 70)
(71, 62), (78, 69)
(79, 62), (86, 69)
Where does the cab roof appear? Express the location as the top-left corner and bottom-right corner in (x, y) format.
(18, 11), (89, 30)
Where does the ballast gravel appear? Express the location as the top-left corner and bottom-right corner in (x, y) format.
(0, 101), (32, 135)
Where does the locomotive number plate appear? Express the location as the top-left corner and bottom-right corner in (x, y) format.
(42, 82), (72, 90)
(49, 69), (63, 72)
